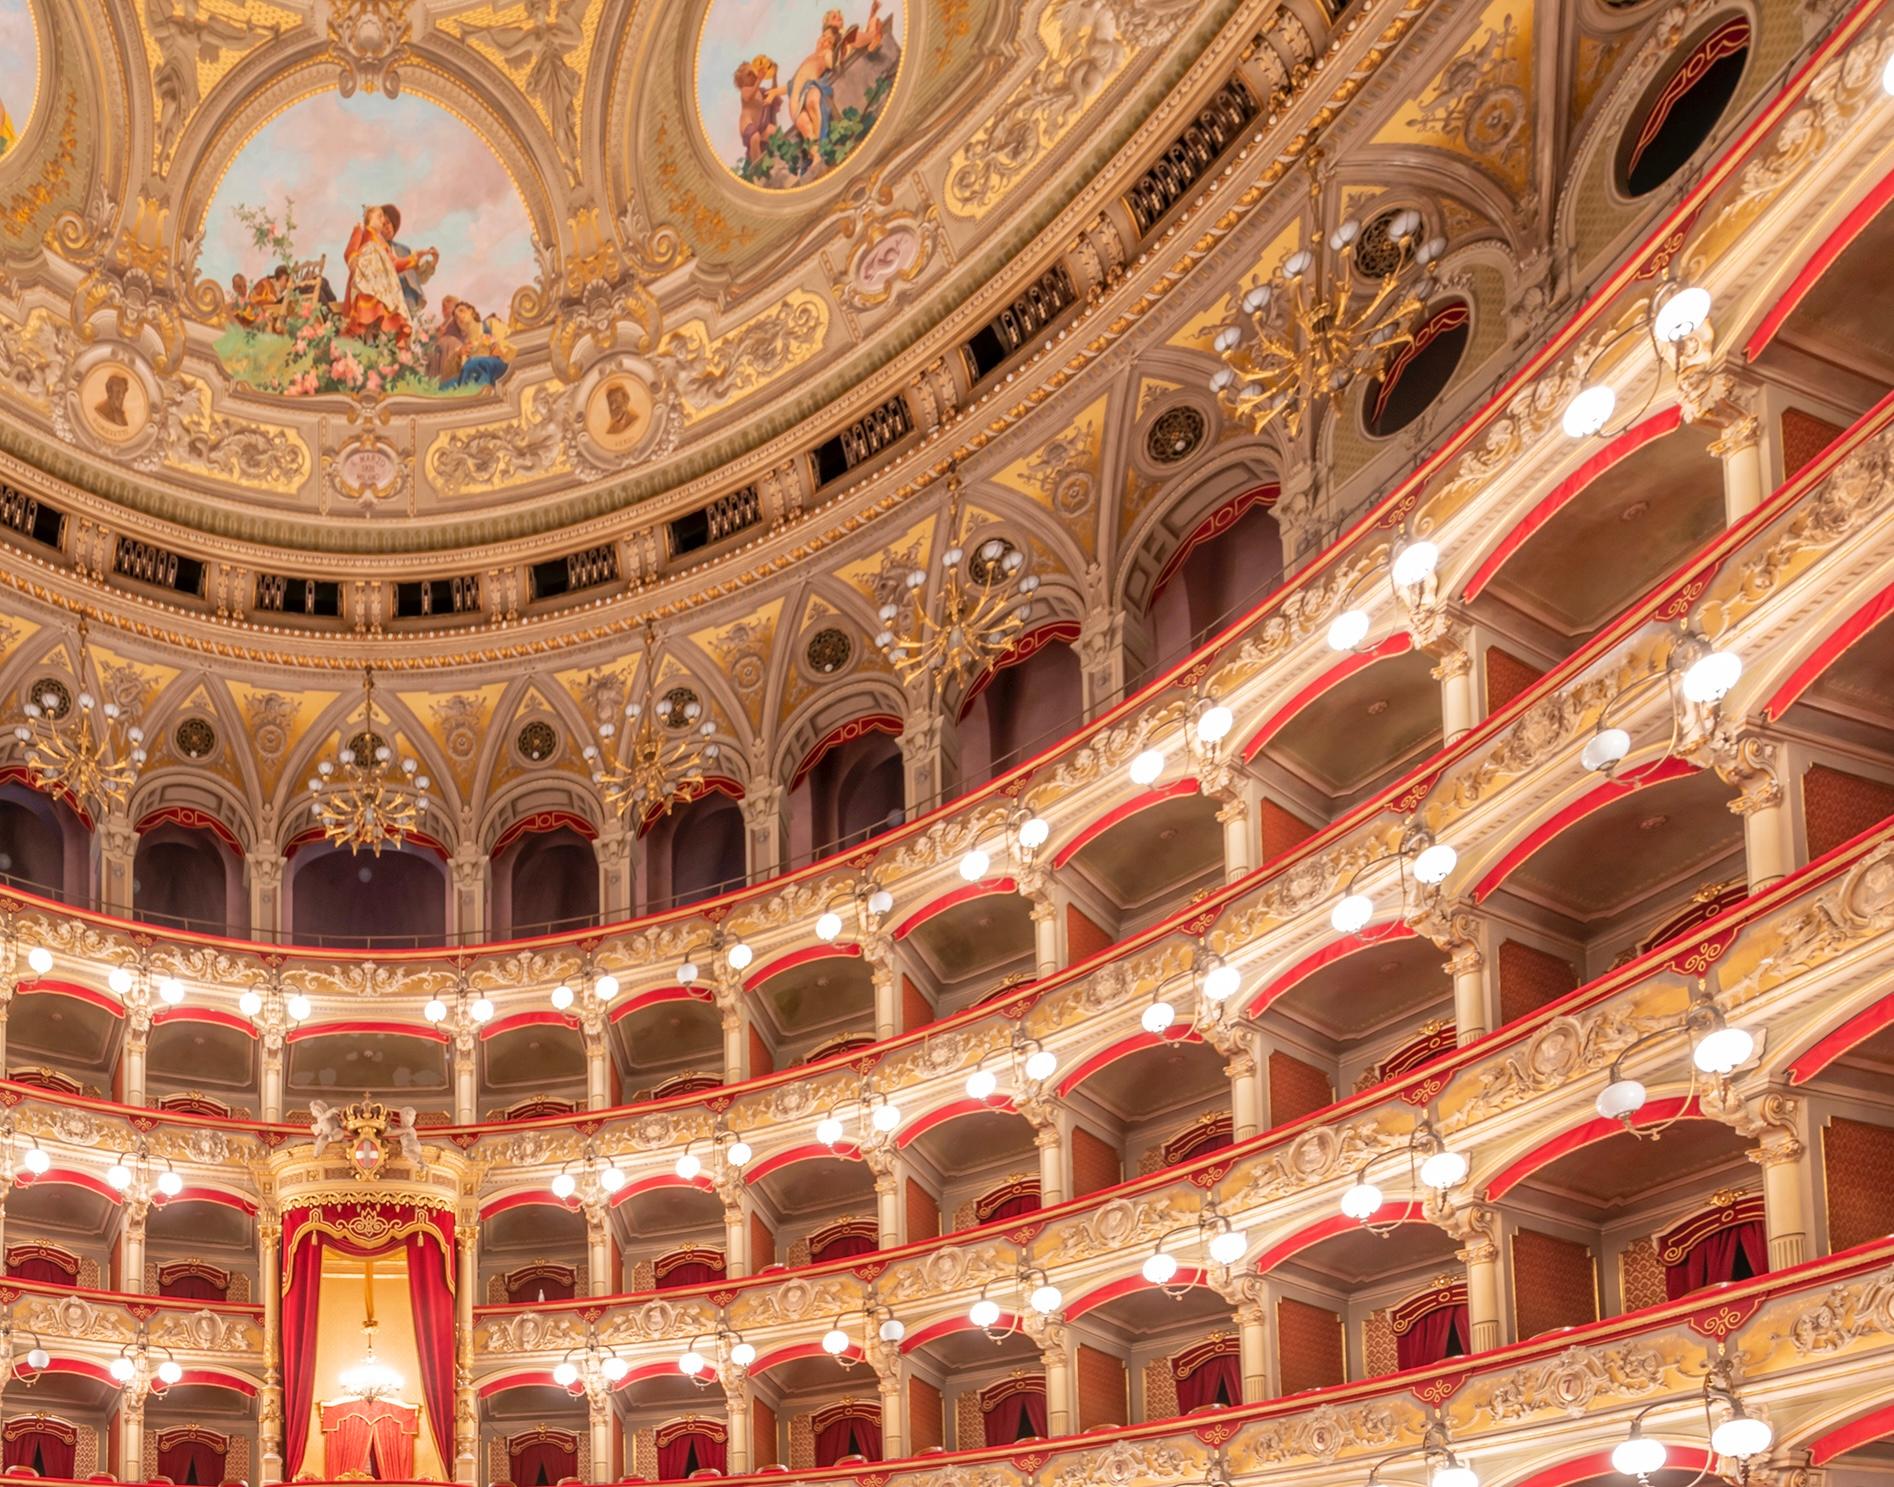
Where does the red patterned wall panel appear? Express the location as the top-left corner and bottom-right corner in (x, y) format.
(1268, 1049), (1333, 1126)
(1498, 939), (1579, 1027)
(1803, 765), (1894, 861)
(749, 1212), (775, 1271)
(1276, 1297), (1344, 1395)
(1260, 800), (1318, 863)
(1512, 1228), (1598, 1339)
(1070, 1125), (1122, 1197)
(901, 974), (933, 1032)
(1066, 902), (1114, 964)
(1484, 647), (1545, 716)
(905, 1178), (940, 1241)
(1076, 1344), (1128, 1430)
(908, 1377), (943, 1453)
(1781, 407), (1848, 479)
(1823, 1116), (1894, 1251)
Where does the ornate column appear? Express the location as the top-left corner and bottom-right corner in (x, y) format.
(1217, 795), (1255, 885)
(1712, 413), (1766, 524)
(717, 983), (747, 1085)
(867, 1144), (902, 1248)
(450, 846), (487, 940)
(722, 1196), (749, 1280)
(1717, 735), (1793, 892)
(587, 1389), (615, 1485)
(247, 847), (287, 939)
(1412, 898), (1489, 1047)
(720, 1368), (753, 1474)
(872, 962), (898, 1042)
(1432, 641), (1477, 743)
(868, 1334), (905, 1461)
(97, 806), (136, 916)
(452, 1021), (477, 1126)
(1744, 1093), (1812, 1270)
(741, 779), (786, 883)
(0, 979), (12, 1076)
(121, 1195), (149, 1294)
(593, 822), (634, 922)
(1235, 1300), (1269, 1403)
(122, 1024), (149, 1107)
(258, 1202), (284, 1485)
(1226, 1045), (1263, 1142)
(585, 1203), (613, 1297)
(1030, 894), (1060, 978)
(457, 1210), (479, 1484)
(120, 1393), (146, 1485)
(1032, 1321), (1073, 1437)
(261, 1039), (286, 1123)
(0, 1176), (12, 1292)
(580, 998), (611, 1112)
(896, 697), (956, 820)
(1441, 1206), (1504, 1351)
(1034, 1120), (1066, 1208)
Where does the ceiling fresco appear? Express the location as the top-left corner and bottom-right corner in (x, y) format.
(0, 0), (36, 158)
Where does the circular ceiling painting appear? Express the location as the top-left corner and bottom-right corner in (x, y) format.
(695, 0), (904, 191)
(0, 0), (38, 158)
(198, 91), (538, 399)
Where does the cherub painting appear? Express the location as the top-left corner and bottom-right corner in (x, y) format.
(0, 0), (37, 157)
(698, 0), (902, 190)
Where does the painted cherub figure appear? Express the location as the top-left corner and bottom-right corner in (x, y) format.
(734, 55), (786, 163)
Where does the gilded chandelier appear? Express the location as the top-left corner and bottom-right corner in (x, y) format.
(307, 668), (431, 856)
(583, 624), (721, 822)
(10, 620), (148, 817)
(875, 470), (1040, 693)
(1210, 166), (1446, 440)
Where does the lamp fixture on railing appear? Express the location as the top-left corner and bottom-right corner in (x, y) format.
(1363, 1415), (1479, 1487)
(816, 1073), (905, 1149)
(1595, 978), (1756, 1131)
(958, 805), (1054, 884)
(1612, 1349), (1774, 1481)
(813, 879), (895, 945)
(0, 1308), (52, 1388)
(101, 1142), (184, 1202)
(553, 1319), (632, 1394)
(583, 621), (722, 824)
(308, 667), (430, 856)
(1338, 1113), (1469, 1232)
(1125, 691), (1241, 791)
(1577, 627), (1744, 778)
(108, 1323), (184, 1398)
(676, 1121), (754, 1181)
(1560, 280), (1716, 440)
(876, 466), (1040, 694)
(1, 1117), (51, 1183)
(1329, 821), (1459, 939)
(1323, 533), (1447, 659)
(236, 970), (313, 1032)
(422, 976), (495, 1031)
(968, 1260), (1066, 1342)
(679, 1325), (756, 1387)
(1210, 160), (1446, 442)
(1139, 1201), (1250, 1298)
(816, 1301), (906, 1369)
(10, 619), (149, 817)
(549, 1141), (627, 1205)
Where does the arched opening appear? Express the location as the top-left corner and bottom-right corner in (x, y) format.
(613, 1180), (725, 1292)
(1362, 302), (1469, 438)
(286, 840), (449, 947)
(900, 1103), (1039, 1237)
(285, 1028), (451, 1114)
(609, 990), (723, 1101)
(480, 1021), (587, 1119)
(493, 824), (599, 938)
(7, 984), (122, 1096)
(957, 631), (1084, 787)
(145, 1385), (259, 1483)
(480, 1384), (587, 1486)
(644, 789), (747, 911)
(1058, 1035), (1229, 1196)
(745, 1150), (878, 1269)
(898, 884), (1036, 1015)
(133, 819), (246, 935)
(478, 1202), (589, 1301)
(1146, 495), (1283, 674)
(147, 1015), (259, 1115)
(4, 1177), (117, 1289)
(0, 780), (90, 906)
(748, 949), (876, 1069)
(146, 1196), (258, 1302)
(1068, 1280), (1236, 1423)
(1057, 788), (1224, 943)
(903, 1319), (1041, 1449)
(790, 727), (905, 862)
(1618, 15), (1750, 198)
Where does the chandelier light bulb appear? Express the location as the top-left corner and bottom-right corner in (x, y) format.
(550, 984), (574, 1010)
(1419, 1149), (1470, 1190)
(1029, 1283), (1064, 1315)
(105, 1162), (132, 1191)
(969, 1298), (1001, 1328)
(725, 1140), (753, 1167)
(816, 1116), (845, 1148)
(1711, 1413), (1773, 1460)
(1208, 1229), (1247, 1266)
(730, 1342), (757, 1367)
(965, 1068), (998, 1100)
(470, 996), (495, 1023)
(960, 848), (990, 881)
(107, 967), (134, 996)
(677, 960), (699, 986)
(815, 911), (844, 942)
(1331, 892), (1375, 934)
(1563, 384), (1617, 438)
(1432, 1462), (1479, 1487)
(286, 994), (313, 1022)
(1128, 748), (1166, 786)
(1023, 1048), (1059, 1082)
(553, 1361), (580, 1387)
(1195, 705), (1234, 744)
(1582, 728), (1632, 772)
(24, 1347), (49, 1371)
(22, 1147), (50, 1175)
(1613, 1433), (1669, 1478)
(870, 1102), (902, 1134)
(878, 1316), (906, 1343)
(602, 1357), (630, 1382)
(1653, 286), (1712, 343)
(1412, 842), (1458, 885)
(1018, 816), (1050, 849)
(157, 1359), (183, 1385)
(1202, 962), (1242, 1003)
(156, 977), (186, 1005)
(1596, 1077), (1648, 1120)
(110, 1356), (136, 1382)
(423, 997), (448, 1023)
(1391, 540), (1440, 590)
(1340, 1181), (1384, 1221)
(598, 1165), (626, 1193)
(1141, 1000), (1176, 1035)
(821, 1328), (850, 1355)
(1141, 1252), (1179, 1286)
(728, 941), (754, 972)
(867, 888), (894, 916)
(238, 990), (264, 1017)
(25, 947), (52, 976)
(1212, 325), (1242, 353)
(1681, 648), (1743, 704)
(551, 1172), (577, 1199)
(1328, 609), (1371, 652)
(156, 1170), (184, 1197)
(1692, 1024), (1755, 1075)
(678, 1351), (706, 1377)
(676, 1152), (702, 1180)
(594, 973), (620, 1001)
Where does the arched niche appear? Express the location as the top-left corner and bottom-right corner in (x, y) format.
(284, 838), (448, 947)
(491, 817), (600, 939)
(0, 777), (91, 906)
(957, 627), (1083, 788)
(1125, 471), (1283, 679)
(641, 786), (746, 912)
(786, 714), (906, 864)
(133, 810), (247, 936)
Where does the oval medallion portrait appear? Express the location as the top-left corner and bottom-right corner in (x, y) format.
(585, 373), (656, 456)
(77, 362), (151, 445)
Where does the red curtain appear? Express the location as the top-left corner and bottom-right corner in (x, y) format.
(508, 1272), (575, 1303)
(982, 1388), (1048, 1446)
(657, 1431), (727, 1480)
(1395, 1304), (1471, 1370)
(511, 1438), (578, 1486)
(985, 1192), (1041, 1223)
(7, 1255), (78, 1284)
(3, 1430), (76, 1477)
(322, 1401), (417, 1480)
(810, 1232), (876, 1262)
(813, 1413), (880, 1467)
(156, 1438), (226, 1484)
(159, 1272), (228, 1302)
(1665, 1220), (1768, 1299)
(656, 1259), (723, 1290)
(406, 1225), (458, 1472)
(1176, 1350), (1243, 1410)
(370, 1404), (417, 1480)
(281, 1228), (326, 1478)
(322, 1406), (376, 1477)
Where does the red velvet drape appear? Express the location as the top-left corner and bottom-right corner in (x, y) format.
(507, 1273), (575, 1303)
(159, 1273), (228, 1302)
(1176, 1350), (1243, 1410)
(656, 1260), (722, 1290)
(657, 1431), (726, 1479)
(7, 1256), (78, 1284)
(1395, 1304), (1470, 1370)
(985, 1192), (1041, 1223)
(406, 1225), (458, 1472)
(325, 1410), (377, 1478)
(3, 1430), (76, 1477)
(322, 1401), (417, 1480)
(370, 1404), (417, 1480)
(156, 1438), (226, 1484)
(281, 1228), (326, 1477)
(1665, 1221), (1768, 1299)
(982, 1388), (1048, 1445)
(813, 1413), (880, 1466)
(810, 1232), (876, 1262)
(510, 1439), (578, 1486)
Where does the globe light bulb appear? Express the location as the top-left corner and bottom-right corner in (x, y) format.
(728, 941), (755, 972)
(676, 1152), (702, 1180)
(25, 947), (52, 976)
(677, 960), (700, 986)
(1419, 1149), (1470, 1190)
(867, 889), (894, 917)
(816, 1116), (845, 1148)
(815, 911), (844, 942)
(1582, 728), (1631, 773)
(156, 977), (185, 1005)
(469, 997), (495, 1023)
(1432, 1462), (1478, 1487)
(1613, 1433), (1668, 1478)
(550, 984), (574, 1010)
(1331, 892), (1374, 934)
(969, 1298), (1001, 1328)
(1328, 610), (1371, 652)
(25, 1347), (49, 1371)
(871, 1102), (902, 1134)
(1595, 1077), (1648, 1120)
(730, 1342), (757, 1368)
(960, 849), (990, 881)
(821, 1328), (850, 1355)
(878, 1317), (906, 1343)
(1653, 286), (1712, 343)
(1412, 842), (1458, 885)
(1340, 1181), (1383, 1221)
(1563, 384), (1617, 438)
(725, 1140), (753, 1168)
(1201, 963), (1241, 1003)
(108, 967), (134, 996)
(1195, 705), (1234, 744)
(1391, 540), (1439, 590)
(156, 1170), (184, 1197)
(1128, 749), (1165, 786)
(1692, 1025), (1755, 1075)
(551, 1172), (577, 1199)
(286, 994), (312, 1021)
(1711, 1413), (1772, 1460)
(1029, 1284), (1063, 1315)
(1141, 1252), (1179, 1286)
(602, 1357), (630, 1382)
(238, 990), (264, 1017)
(1023, 1048), (1058, 1082)
(965, 1068), (998, 1100)
(157, 1359), (183, 1385)
(1017, 816), (1050, 850)
(423, 998), (448, 1023)
(678, 1351), (706, 1377)
(553, 1361), (580, 1387)
(105, 1162), (132, 1191)
(1681, 649), (1742, 704)
(594, 974), (620, 1002)
(1207, 1229), (1247, 1266)
(598, 1165), (626, 1193)
(1141, 1000), (1176, 1035)
(22, 1147), (50, 1175)
(110, 1356), (136, 1382)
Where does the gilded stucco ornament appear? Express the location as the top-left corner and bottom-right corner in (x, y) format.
(329, 0), (415, 97)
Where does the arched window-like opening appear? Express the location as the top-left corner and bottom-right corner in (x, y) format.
(508, 1425), (580, 1487)
(286, 1029), (450, 1110)
(482, 1387), (585, 1486)
(1058, 788), (1225, 940)
(610, 991), (723, 1100)
(1171, 1336), (1241, 1412)
(787, 716), (906, 864)
(957, 628), (1083, 787)
(980, 1376), (1048, 1444)
(480, 1022), (586, 1117)
(1147, 491), (1283, 675)
(1, 1414), (79, 1476)
(748, 949), (877, 1067)
(656, 1418), (728, 1480)
(644, 787), (746, 911)
(7, 984), (122, 1095)
(1058, 1035), (1228, 1192)
(1619, 15), (1751, 198)
(899, 884), (1035, 1014)
(811, 1400), (881, 1466)
(902, 1104), (1038, 1236)
(493, 821), (599, 937)
(1389, 1280), (1471, 1369)
(286, 839), (448, 947)
(478, 1203), (588, 1300)
(614, 1180), (724, 1291)
(133, 816), (246, 935)
(147, 1016), (258, 1113)
(1363, 302), (1469, 438)
(0, 779), (90, 906)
